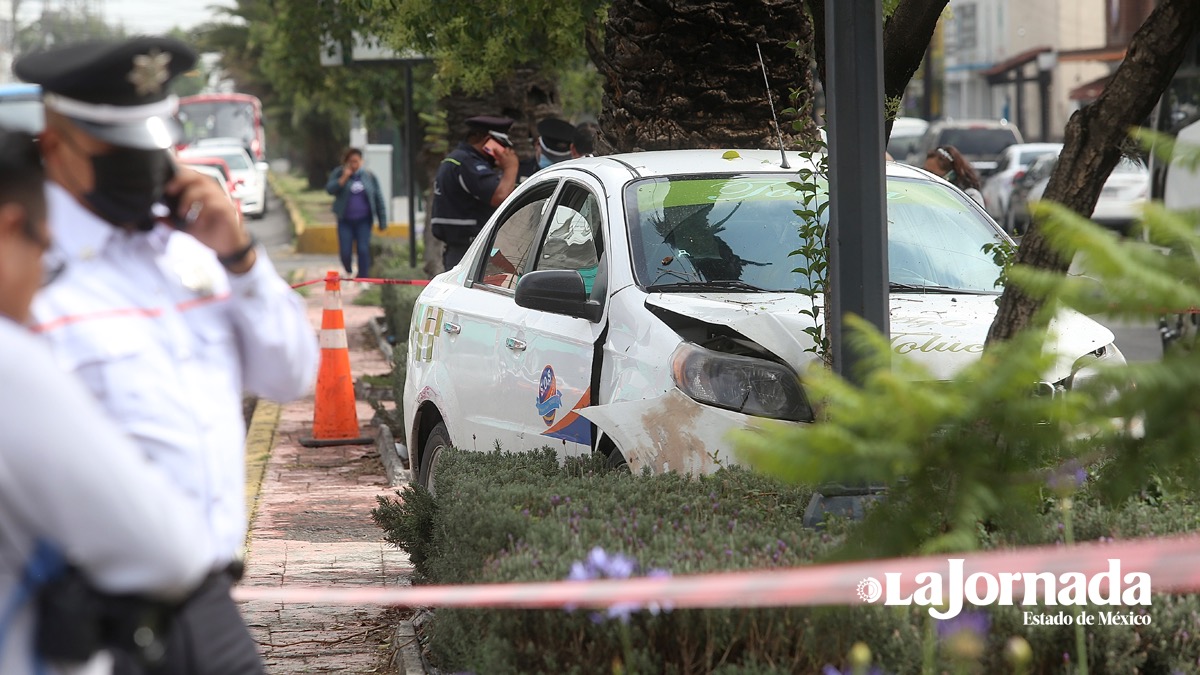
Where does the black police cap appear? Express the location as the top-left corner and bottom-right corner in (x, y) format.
(14, 36), (197, 150)
(465, 115), (514, 134)
(537, 117), (575, 157)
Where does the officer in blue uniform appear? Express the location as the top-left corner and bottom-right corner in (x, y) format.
(430, 115), (519, 271)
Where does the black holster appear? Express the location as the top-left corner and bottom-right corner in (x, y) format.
(35, 567), (175, 667)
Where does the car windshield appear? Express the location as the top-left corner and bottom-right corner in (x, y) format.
(937, 128), (1019, 157)
(1018, 149), (1057, 167)
(887, 132), (923, 162)
(178, 101), (256, 145)
(626, 174), (1005, 294)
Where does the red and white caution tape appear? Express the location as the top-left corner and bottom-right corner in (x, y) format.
(291, 275), (430, 290)
(232, 534), (1200, 609)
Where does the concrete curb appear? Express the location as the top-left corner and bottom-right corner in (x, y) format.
(369, 314), (395, 365)
(242, 399), (282, 553)
(266, 172), (309, 239)
(377, 424), (412, 487)
(391, 617), (427, 675)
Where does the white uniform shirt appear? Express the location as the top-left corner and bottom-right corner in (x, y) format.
(0, 318), (214, 675)
(32, 182), (319, 567)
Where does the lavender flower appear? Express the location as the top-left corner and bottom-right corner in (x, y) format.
(563, 548), (672, 623)
(1047, 460), (1088, 492)
(936, 611), (990, 641)
(938, 611), (990, 661)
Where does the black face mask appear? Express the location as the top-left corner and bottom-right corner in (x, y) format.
(83, 148), (171, 232)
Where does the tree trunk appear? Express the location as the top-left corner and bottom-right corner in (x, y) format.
(599, 0), (817, 153)
(807, 0), (947, 141)
(880, 0), (947, 140)
(986, 0), (1200, 344)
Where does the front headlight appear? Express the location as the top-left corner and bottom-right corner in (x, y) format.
(670, 342), (813, 422)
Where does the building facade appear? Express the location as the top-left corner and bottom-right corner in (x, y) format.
(936, 0), (1149, 142)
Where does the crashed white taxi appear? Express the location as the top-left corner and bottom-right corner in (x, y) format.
(404, 150), (1123, 491)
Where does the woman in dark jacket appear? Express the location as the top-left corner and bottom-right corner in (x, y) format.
(326, 147), (387, 278)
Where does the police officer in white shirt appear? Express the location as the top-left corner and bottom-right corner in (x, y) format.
(15, 37), (320, 674)
(0, 127), (214, 674)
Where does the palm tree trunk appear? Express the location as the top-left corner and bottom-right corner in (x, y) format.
(598, 0), (817, 152)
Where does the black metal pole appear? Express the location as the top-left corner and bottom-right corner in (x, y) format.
(1014, 67), (1026, 132)
(826, 0), (889, 384)
(405, 63), (417, 269)
(1039, 68), (1052, 141)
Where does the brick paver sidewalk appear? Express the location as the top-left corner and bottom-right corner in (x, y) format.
(238, 280), (413, 673)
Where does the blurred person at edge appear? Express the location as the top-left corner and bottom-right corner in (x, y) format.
(430, 115), (519, 270)
(925, 145), (985, 206)
(0, 126), (214, 675)
(16, 36), (318, 675)
(325, 147), (388, 279)
(571, 121), (598, 158)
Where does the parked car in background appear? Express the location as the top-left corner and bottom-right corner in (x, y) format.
(178, 145), (267, 218)
(1011, 155), (1148, 237)
(981, 142), (1062, 221)
(909, 119), (1024, 175)
(1004, 152), (1058, 235)
(887, 117), (928, 164)
(179, 155), (240, 210)
(402, 149), (1124, 493)
(186, 163), (241, 216)
(1089, 157), (1150, 234)
(0, 83), (43, 133)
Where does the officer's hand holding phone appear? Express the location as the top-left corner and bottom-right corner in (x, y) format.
(163, 161), (255, 273)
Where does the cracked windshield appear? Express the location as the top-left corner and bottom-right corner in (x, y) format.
(627, 174), (1006, 294)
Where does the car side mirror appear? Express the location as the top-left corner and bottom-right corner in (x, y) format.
(515, 270), (602, 322)
(255, 161), (270, 174)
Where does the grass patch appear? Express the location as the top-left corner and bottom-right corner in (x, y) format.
(271, 171), (335, 227)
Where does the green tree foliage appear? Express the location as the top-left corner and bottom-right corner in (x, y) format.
(17, 7), (125, 54)
(197, 0), (420, 187)
(364, 0), (606, 96)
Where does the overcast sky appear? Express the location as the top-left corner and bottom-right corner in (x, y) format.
(20, 0), (237, 35)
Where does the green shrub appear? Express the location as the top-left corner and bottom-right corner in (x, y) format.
(373, 448), (1200, 675)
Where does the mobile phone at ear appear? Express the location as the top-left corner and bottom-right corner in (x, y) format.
(160, 155), (187, 229)
(482, 138), (505, 158)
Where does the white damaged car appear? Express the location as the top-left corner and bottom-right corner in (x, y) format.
(403, 150), (1124, 491)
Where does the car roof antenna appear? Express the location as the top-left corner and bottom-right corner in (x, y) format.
(756, 42), (790, 170)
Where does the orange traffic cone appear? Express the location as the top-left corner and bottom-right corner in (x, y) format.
(300, 271), (374, 447)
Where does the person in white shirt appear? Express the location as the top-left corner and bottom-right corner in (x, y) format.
(0, 127), (214, 675)
(16, 37), (319, 675)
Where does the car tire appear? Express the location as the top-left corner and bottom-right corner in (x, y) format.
(605, 446), (631, 474)
(419, 422), (451, 496)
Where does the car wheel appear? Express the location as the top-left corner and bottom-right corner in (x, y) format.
(419, 422), (451, 496)
(605, 446), (631, 474)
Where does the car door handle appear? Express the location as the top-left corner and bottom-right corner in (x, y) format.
(443, 322), (461, 335)
(505, 337), (527, 352)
